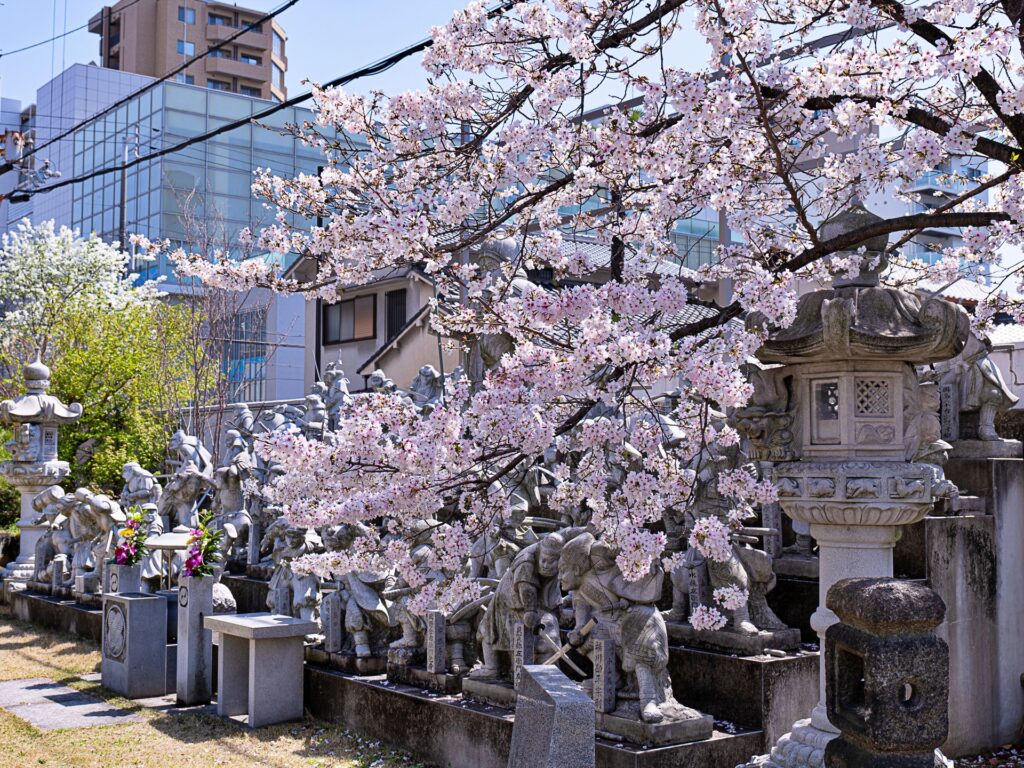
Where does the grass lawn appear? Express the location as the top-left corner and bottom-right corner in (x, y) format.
(0, 607), (418, 768)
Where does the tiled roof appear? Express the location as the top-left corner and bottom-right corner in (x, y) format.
(987, 323), (1024, 346)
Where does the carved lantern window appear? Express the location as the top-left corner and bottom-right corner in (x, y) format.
(801, 363), (905, 460)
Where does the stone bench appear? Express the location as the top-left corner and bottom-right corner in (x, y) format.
(204, 612), (317, 728)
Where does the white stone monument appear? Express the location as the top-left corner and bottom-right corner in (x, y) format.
(0, 360), (82, 588)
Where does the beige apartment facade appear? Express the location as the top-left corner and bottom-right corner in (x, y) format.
(88, 0), (287, 101)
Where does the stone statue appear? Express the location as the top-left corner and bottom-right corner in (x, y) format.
(468, 474), (542, 580)
(119, 462), (162, 509)
(266, 519), (322, 623)
(157, 464), (208, 530)
(30, 485), (71, 587)
(323, 361), (353, 430)
(207, 434), (254, 565)
(959, 333), (1018, 440)
(388, 521), (447, 653)
(470, 531), (571, 681)
(323, 522), (397, 658)
(300, 394), (328, 440)
(168, 429), (214, 477)
(559, 531), (704, 726)
(408, 364), (444, 413)
(69, 488), (125, 596)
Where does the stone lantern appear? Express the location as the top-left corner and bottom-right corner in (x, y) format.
(0, 360), (82, 587)
(744, 205), (968, 768)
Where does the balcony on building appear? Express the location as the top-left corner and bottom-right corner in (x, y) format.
(205, 22), (268, 50)
(908, 165), (986, 196)
(206, 55), (266, 81)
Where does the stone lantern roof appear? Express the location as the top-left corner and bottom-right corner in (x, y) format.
(752, 204), (969, 365)
(0, 360), (83, 426)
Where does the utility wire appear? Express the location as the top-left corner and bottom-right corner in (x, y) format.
(0, 0), (146, 59)
(0, 0), (301, 175)
(10, 30), (440, 200)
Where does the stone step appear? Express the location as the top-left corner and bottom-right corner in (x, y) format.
(304, 662), (765, 768)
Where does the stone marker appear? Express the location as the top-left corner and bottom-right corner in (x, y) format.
(512, 621), (534, 690)
(321, 590), (342, 653)
(101, 592), (169, 699)
(177, 575), (214, 706)
(825, 578), (952, 768)
(591, 635), (616, 714)
(508, 664), (594, 768)
(425, 610), (445, 674)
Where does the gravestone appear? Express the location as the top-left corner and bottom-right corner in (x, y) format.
(507, 664), (594, 768)
(101, 592), (169, 699)
(321, 591), (342, 653)
(512, 621), (534, 690)
(592, 636), (616, 714)
(425, 610), (445, 674)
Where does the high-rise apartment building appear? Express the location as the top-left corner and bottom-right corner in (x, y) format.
(88, 0), (287, 101)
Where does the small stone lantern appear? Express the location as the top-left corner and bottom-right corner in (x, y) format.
(741, 204), (968, 768)
(825, 578), (950, 767)
(0, 360), (82, 586)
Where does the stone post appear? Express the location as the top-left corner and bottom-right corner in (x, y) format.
(513, 621), (535, 690)
(824, 578), (951, 767)
(508, 665), (595, 768)
(321, 590), (342, 653)
(591, 636), (616, 714)
(0, 361), (82, 588)
(177, 575), (214, 705)
(425, 610), (446, 674)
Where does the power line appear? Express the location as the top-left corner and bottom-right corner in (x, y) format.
(0, 0), (146, 59)
(11, 30), (439, 200)
(1, 0), (300, 176)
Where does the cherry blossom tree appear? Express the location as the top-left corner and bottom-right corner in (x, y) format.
(152, 0), (1024, 614)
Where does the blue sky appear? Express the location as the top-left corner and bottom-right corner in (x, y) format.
(0, 0), (472, 112)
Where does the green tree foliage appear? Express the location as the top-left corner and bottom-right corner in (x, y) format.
(0, 221), (199, 495)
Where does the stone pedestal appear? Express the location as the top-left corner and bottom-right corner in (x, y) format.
(756, 520), (907, 766)
(101, 592), (170, 699)
(205, 612), (318, 728)
(3, 489), (49, 584)
(926, 453), (1024, 756)
(108, 564), (142, 594)
(177, 575), (214, 706)
(667, 622), (801, 655)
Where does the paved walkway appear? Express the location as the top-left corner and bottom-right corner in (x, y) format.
(0, 677), (142, 730)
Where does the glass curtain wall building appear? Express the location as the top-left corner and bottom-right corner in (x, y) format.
(61, 72), (340, 401)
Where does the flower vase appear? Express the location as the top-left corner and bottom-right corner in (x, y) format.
(110, 563), (143, 594)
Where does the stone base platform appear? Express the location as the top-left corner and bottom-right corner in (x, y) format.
(304, 663), (764, 768)
(772, 554), (819, 579)
(667, 623), (802, 656)
(462, 676), (518, 708)
(8, 589), (102, 642)
(668, 644), (819, 749)
(950, 438), (1022, 459)
(387, 662), (463, 694)
(305, 646), (388, 676)
(596, 706), (713, 746)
